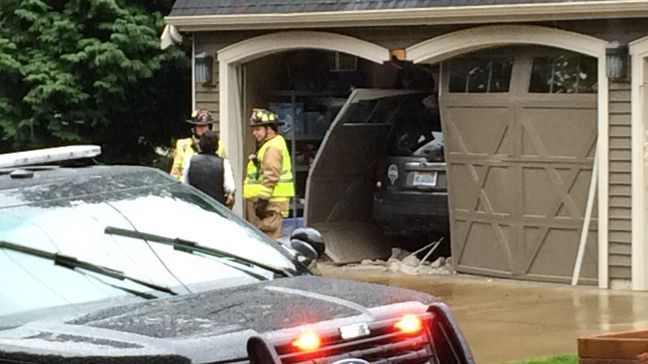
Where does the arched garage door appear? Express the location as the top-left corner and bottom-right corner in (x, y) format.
(440, 46), (598, 284)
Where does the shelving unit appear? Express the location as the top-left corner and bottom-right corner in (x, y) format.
(267, 89), (348, 222)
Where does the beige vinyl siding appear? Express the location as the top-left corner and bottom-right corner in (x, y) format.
(194, 33), (242, 133)
(608, 81), (632, 287)
(196, 84), (219, 116)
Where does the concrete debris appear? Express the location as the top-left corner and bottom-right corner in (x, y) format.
(445, 256), (453, 270)
(389, 248), (410, 261)
(332, 247), (452, 276)
(401, 254), (420, 267)
(430, 257), (445, 268)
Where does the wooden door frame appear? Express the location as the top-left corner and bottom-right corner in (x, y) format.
(406, 24), (610, 288)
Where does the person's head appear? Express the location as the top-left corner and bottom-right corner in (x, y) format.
(186, 108), (214, 138)
(249, 109), (280, 143)
(199, 130), (218, 155)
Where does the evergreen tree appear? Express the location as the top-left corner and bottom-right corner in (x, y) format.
(0, 0), (190, 164)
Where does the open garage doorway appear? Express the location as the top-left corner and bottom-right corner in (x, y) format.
(241, 49), (448, 263)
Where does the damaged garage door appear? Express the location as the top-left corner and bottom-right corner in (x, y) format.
(305, 89), (421, 261)
(440, 47), (598, 284)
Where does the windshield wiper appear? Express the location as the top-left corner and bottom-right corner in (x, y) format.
(0, 240), (177, 298)
(104, 226), (291, 279)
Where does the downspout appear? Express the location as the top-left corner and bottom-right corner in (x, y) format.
(192, 35), (196, 111)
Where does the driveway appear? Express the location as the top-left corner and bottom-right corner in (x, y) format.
(317, 264), (648, 363)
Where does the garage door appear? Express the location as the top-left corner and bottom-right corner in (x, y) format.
(440, 46), (598, 284)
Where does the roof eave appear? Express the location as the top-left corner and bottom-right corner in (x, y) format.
(165, 1), (648, 31)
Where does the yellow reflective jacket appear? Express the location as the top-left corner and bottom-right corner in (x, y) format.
(243, 135), (295, 214)
(170, 137), (227, 182)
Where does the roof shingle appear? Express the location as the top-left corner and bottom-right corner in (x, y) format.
(169, 0), (613, 16)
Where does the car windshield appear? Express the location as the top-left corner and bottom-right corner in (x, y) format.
(0, 168), (302, 318)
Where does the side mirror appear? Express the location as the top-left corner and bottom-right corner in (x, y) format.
(283, 227), (325, 265)
(247, 336), (281, 364)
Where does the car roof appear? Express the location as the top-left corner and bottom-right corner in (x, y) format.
(0, 165), (176, 206)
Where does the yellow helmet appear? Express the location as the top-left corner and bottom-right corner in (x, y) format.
(249, 108), (282, 127)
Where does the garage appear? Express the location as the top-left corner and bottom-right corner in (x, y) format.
(438, 46), (598, 283)
(236, 42), (601, 284)
(166, 0), (648, 289)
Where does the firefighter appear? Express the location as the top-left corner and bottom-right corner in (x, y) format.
(243, 108), (295, 240)
(170, 108), (226, 182)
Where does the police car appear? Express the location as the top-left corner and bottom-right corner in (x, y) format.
(0, 146), (473, 363)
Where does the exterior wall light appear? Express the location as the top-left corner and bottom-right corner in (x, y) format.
(194, 51), (214, 84)
(606, 41), (629, 81)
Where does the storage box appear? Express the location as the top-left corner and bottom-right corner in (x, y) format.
(269, 102), (305, 137)
(303, 111), (331, 137)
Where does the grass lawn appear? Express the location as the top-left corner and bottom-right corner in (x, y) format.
(510, 354), (578, 364)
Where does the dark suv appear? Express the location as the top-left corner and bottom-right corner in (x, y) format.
(0, 146), (470, 363)
(373, 91), (449, 238)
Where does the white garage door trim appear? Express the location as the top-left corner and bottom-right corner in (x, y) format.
(217, 31), (390, 216)
(630, 36), (648, 291)
(406, 24), (610, 288)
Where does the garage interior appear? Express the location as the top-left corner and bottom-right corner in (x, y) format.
(242, 49), (443, 260)
(239, 45), (599, 284)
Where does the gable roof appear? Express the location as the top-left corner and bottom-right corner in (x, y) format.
(169, 0), (618, 16)
(166, 0), (648, 31)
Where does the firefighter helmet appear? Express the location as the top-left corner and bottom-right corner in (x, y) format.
(249, 108), (282, 127)
(185, 108), (214, 125)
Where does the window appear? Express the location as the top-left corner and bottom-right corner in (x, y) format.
(327, 52), (357, 72)
(448, 57), (513, 93)
(529, 53), (597, 93)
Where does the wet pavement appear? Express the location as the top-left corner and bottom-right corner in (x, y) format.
(317, 264), (648, 364)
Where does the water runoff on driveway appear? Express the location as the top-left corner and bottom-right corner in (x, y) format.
(317, 263), (648, 364)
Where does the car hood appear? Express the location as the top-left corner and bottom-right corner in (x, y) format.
(0, 276), (438, 363)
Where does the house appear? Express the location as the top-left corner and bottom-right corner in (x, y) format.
(164, 0), (648, 290)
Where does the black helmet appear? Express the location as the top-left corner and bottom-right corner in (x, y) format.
(249, 108), (282, 127)
(185, 108), (214, 126)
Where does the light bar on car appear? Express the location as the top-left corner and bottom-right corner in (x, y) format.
(0, 145), (101, 169)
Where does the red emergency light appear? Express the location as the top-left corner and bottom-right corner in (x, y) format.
(394, 314), (423, 334)
(292, 330), (321, 352)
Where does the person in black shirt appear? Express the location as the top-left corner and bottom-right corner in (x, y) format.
(183, 131), (235, 207)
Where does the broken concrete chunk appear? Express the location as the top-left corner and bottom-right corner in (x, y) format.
(400, 264), (418, 275)
(388, 261), (401, 272)
(402, 255), (421, 267)
(389, 247), (411, 261)
(430, 257), (445, 268)
(445, 256), (454, 270)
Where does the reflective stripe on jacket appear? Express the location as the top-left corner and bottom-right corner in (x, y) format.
(243, 135), (295, 209)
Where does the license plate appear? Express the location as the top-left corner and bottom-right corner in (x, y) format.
(413, 171), (438, 187)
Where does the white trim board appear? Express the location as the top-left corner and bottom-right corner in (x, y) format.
(405, 24), (610, 288)
(630, 36), (648, 291)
